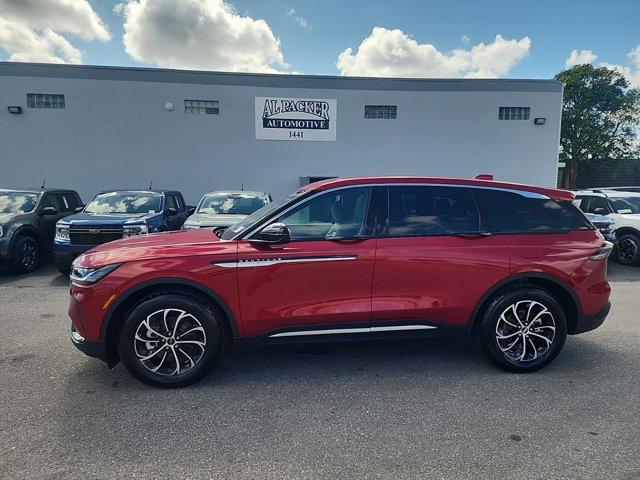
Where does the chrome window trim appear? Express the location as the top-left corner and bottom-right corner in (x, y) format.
(233, 183), (550, 241)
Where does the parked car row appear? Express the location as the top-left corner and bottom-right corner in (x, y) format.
(0, 187), (272, 275)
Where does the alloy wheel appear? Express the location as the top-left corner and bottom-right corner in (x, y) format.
(495, 300), (556, 363)
(19, 240), (37, 269)
(617, 238), (638, 263)
(134, 308), (207, 376)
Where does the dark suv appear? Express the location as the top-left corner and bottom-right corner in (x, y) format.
(68, 177), (612, 387)
(54, 189), (189, 274)
(0, 188), (83, 273)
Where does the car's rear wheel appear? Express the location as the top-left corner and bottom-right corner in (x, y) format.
(615, 233), (640, 266)
(117, 294), (224, 388)
(479, 287), (567, 373)
(11, 236), (39, 274)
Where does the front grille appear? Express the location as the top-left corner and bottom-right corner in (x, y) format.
(69, 226), (123, 245)
(593, 222), (612, 235)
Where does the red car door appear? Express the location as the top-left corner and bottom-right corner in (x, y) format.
(235, 186), (379, 341)
(371, 185), (510, 338)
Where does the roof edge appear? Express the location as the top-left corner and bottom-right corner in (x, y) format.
(0, 62), (563, 93)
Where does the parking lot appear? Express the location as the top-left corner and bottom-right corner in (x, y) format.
(0, 260), (638, 480)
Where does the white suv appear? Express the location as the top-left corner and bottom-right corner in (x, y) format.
(574, 189), (640, 266)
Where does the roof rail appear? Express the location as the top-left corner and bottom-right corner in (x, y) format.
(474, 174), (494, 180)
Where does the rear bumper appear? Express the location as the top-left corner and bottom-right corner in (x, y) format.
(571, 300), (611, 335)
(70, 326), (108, 362)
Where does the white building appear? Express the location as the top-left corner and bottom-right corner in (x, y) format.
(0, 62), (563, 204)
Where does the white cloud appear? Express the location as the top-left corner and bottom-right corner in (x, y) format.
(287, 8), (310, 30)
(336, 28), (530, 78)
(566, 45), (640, 88)
(119, 0), (290, 73)
(0, 0), (110, 63)
(565, 49), (597, 68)
(460, 35), (470, 45)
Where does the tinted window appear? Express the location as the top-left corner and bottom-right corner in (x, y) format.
(386, 186), (479, 236)
(58, 193), (79, 212)
(277, 187), (371, 241)
(578, 196), (611, 214)
(173, 194), (185, 212)
(479, 189), (591, 233)
(165, 194), (177, 211)
(40, 194), (60, 211)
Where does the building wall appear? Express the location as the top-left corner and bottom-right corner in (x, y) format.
(0, 64), (563, 205)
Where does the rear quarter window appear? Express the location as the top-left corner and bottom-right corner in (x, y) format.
(478, 189), (592, 233)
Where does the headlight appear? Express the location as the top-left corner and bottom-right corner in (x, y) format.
(182, 222), (200, 230)
(70, 263), (122, 285)
(123, 224), (149, 238)
(55, 224), (70, 242)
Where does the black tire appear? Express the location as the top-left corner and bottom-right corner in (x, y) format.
(10, 236), (39, 274)
(117, 294), (224, 388)
(57, 263), (72, 275)
(615, 233), (640, 266)
(478, 287), (567, 373)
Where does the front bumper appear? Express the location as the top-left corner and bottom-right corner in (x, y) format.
(53, 242), (91, 267)
(571, 300), (611, 335)
(70, 326), (108, 362)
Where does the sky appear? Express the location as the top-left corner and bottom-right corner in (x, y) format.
(0, 0), (639, 86)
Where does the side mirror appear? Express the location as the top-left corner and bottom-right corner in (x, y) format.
(40, 206), (58, 216)
(166, 207), (177, 216)
(188, 207), (196, 215)
(74, 206), (84, 213)
(252, 222), (291, 245)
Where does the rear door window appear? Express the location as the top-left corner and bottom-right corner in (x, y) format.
(477, 189), (591, 233)
(385, 186), (480, 236)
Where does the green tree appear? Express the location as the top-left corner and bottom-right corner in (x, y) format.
(555, 64), (640, 188)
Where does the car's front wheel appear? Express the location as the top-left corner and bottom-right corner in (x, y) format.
(11, 236), (39, 274)
(615, 232), (640, 266)
(479, 287), (567, 373)
(118, 293), (224, 387)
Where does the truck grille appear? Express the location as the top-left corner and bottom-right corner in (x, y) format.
(69, 226), (124, 245)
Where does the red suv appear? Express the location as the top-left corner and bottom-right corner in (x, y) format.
(68, 177), (612, 387)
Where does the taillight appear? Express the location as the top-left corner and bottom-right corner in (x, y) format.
(589, 241), (614, 261)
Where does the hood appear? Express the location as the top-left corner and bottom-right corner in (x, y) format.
(185, 212), (247, 228)
(584, 213), (614, 226)
(75, 229), (233, 268)
(0, 213), (17, 223)
(60, 212), (161, 225)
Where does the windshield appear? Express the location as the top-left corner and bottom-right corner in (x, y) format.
(0, 191), (39, 214)
(84, 192), (163, 214)
(609, 197), (640, 214)
(197, 193), (268, 215)
(220, 191), (302, 240)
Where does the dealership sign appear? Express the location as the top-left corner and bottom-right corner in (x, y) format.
(255, 97), (337, 141)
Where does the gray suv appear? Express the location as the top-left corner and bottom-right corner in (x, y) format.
(0, 188), (82, 273)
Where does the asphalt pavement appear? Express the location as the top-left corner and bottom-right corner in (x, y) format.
(0, 261), (639, 479)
